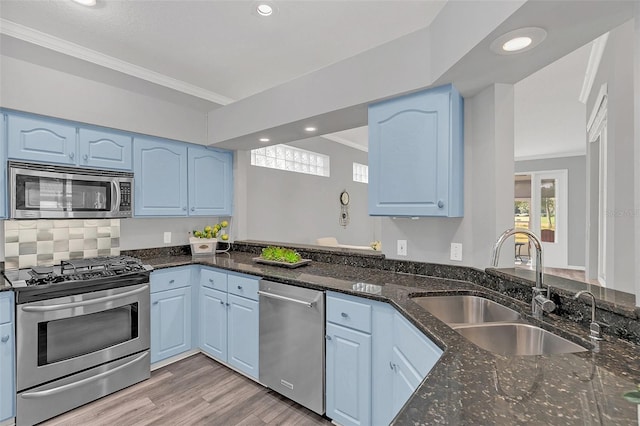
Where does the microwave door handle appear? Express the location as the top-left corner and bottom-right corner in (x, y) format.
(110, 180), (121, 213)
(21, 285), (148, 312)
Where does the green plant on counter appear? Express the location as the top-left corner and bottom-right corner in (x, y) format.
(623, 385), (640, 404)
(261, 246), (302, 263)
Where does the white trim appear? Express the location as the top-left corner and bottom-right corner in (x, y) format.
(579, 32), (609, 104)
(514, 151), (586, 162)
(0, 19), (234, 106)
(565, 265), (586, 271)
(150, 349), (199, 371)
(587, 83), (608, 135)
(321, 134), (368, 152)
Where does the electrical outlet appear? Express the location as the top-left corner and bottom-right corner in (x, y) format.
(450, 243), (462, 261)
(397, 240), (407, 256)
(164, 232), (171, 244)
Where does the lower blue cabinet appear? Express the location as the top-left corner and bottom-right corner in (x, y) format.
(199, 268), (259, 380)
(325, 322), (372, 426)
(326, 292), (443, 426)
(150, 267), (193, 364)
(0, 292), (15, 422)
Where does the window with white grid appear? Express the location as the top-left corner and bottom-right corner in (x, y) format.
(353, 162), (368, 183)
(250, 144), (330, 177)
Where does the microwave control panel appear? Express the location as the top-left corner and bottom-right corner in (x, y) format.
(119, 181), (132, 212)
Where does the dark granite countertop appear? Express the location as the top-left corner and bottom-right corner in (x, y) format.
(140, 251), (640, 425)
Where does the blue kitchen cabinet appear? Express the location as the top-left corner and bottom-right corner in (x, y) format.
(0, 292), (15, 423)
(326, 292), (372, 426)
(134, 137), (188, 216)
(7, 114), (77, 165)
(78, 128), (133, 170)
(1, 114), (6, 218)
(188, 146), (233, 216)
(150, 268), (193, 364)
(368, 83), (464, 217)
(200, 286), (228, 360)
(227, 294), (259, 378)
(198, 268), (259, 380)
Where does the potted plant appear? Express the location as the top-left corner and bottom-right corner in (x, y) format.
(189, 220), (229, 255)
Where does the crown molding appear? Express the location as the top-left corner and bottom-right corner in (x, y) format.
(579, 32), (609, 104)
(321, 134), (368, 152)
(514, 151), (586, 162)
(0, 19), (235, 106)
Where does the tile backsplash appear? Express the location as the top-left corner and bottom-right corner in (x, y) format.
(4, 219), (120, 269)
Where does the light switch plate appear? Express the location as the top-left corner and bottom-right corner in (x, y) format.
(164, 232), (171, 244)
(450, 243), (462, 261)
(397, 240), (407, 256)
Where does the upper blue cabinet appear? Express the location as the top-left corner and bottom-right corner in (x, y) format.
(188, 146), (233, 216)
(6, 112), (133, 171)
(78, 128), (132, 170)
(7, 114), (77, 165)
(134, 139), (234, 217)
(134, 137), (189, 216)
(368, 84), (464, 217)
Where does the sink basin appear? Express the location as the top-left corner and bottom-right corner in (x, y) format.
(453, 323), (588, 356)
(412, 295), (521, 325)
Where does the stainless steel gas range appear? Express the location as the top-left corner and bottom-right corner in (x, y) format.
(4, 256), (152, 426)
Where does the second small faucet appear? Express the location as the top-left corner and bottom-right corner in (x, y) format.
(491, 228), (556, 319)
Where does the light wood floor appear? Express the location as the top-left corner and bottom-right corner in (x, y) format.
(42, 354), (332, 426)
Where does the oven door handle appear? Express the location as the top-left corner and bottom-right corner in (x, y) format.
(20, 352), (149, 399)
(21, 285), (148, 312)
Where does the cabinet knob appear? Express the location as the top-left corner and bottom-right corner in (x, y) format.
(182, 207), (187, 211)
(437, 200), (444, 208)
(219, 300), (224, 305)
(325, 335), (332, 341)
(1, 335), (9, 343)
(341, 312), (348, 318)
(226, 302), (230, 306)
(83, 154), (88, 161)
(169, 279), (175, 284)
(191, 207), (195, 212)
(152, 301), (159, 306)
(237, 285), (243, 290)
(69, 152), (75, 159)
(209, 278), (214, 283)
(389, 361), (394, 370)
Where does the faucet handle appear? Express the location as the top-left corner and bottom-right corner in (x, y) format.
(589, 322), (603, 340)
(534, 294), (556, 313)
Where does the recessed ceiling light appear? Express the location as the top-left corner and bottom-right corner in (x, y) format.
(502, 36), (532, 52)
(304, 127), (317, 132)
(256, 4), (273, 16)
(259, 137), (270, 143)
(72, 0), (96, 6)
(489, 27), (547, 55)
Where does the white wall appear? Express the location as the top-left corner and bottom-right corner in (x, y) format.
(380, 84), (514, 269)
(119, 217), (220, 250)
(586, 19), (635, 295)
(241, 138), (376, 247)
(0, 54), (208, 144)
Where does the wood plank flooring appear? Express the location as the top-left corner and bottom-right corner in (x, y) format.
(41, 354), (333, 426)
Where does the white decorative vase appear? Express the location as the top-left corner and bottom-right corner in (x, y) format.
(189, 237), (217, 255)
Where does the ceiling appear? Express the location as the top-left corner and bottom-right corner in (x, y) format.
(0, 0), (446, 104)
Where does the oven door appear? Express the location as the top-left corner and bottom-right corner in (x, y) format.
(16, 283), (150, 391)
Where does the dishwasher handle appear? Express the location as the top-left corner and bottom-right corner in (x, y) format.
(257, 290), (315, 307)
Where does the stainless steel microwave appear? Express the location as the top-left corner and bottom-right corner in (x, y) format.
(9, 161), (133, 219)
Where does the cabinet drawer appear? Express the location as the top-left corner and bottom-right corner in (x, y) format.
(150, 267), (191, 293)
(0, 294), (12, 324)
(200, 268), (227, 292)
(228, 274), (259, 301)
(327, 293), (372, 333)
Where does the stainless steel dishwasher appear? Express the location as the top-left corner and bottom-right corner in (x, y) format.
(259, 280), (325, 415)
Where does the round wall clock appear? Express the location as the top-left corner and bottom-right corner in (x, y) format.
(340, 190), (350, 206)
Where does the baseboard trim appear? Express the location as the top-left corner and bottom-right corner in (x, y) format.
(150, 349), (199, 371)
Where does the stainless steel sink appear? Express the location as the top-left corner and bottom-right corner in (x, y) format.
(412, 295), (521, 326)
(453, 323), (588, 356)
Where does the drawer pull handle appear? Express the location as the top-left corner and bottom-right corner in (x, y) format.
(341, 312), (349, 318)
(169, 279), (175, 284)
(1, 335), (9, 343)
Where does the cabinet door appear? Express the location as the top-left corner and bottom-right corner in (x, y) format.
(227, 294), (259, 379)
(391, 346), (423, 415)
(134, 137), (188, 216)
(368, 84), (463, 217)
(200, 287), (228, 362)
(326, 323), (371, 426)
(0, 293), (15, 422)
(0, 114), (6, 218)
(188, 146), (233, 216)
(78, 128), (133, 170)
(150, 286), (192, 364)
(7, 114), (77, 165)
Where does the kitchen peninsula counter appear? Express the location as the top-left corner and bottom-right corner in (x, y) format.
(136, 250), (640, 425)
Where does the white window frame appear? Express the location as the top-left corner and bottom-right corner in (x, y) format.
(353, 162), (368, 183)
